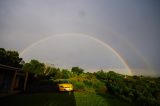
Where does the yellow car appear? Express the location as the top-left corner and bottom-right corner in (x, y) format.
(57, 79), (73, 92)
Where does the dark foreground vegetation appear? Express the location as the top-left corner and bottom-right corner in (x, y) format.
(0, 48), (160, 106)
(96, 71), (160, 106)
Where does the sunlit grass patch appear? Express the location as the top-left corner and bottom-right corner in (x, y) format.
(74, 92), (108, 106)
(69, 75), (106, 93)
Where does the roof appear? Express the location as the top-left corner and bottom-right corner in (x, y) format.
(0, 64), (23, 71)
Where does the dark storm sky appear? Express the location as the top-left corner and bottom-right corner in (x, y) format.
(0, 0), (160, 76)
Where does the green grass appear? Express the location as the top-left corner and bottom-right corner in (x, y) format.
(75, 92), (108, 106)
(97, 93), (133, 106)
(0, 92), (133, 106)
(75, 92), (133, 106)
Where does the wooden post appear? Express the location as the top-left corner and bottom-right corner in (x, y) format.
(10, 70), (17, 92)
(23, 72), (28, 91)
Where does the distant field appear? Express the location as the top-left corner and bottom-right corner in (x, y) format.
(0, 92), (132, 106)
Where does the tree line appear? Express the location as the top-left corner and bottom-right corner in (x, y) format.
(1, 48), (160, 105)
(0, 48), (84, 79)
(0, 48), (23, 68)
(23, 59), (84, 79)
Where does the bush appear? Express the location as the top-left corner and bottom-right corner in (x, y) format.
(136, 96), (160, 106)
(69, 76), (106, 93)
(70, 80), (85, 90)
(83, 80), (93, 88)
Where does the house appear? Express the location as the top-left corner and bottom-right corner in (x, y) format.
(0, 64), (28, 97)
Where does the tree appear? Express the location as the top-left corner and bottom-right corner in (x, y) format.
(0, 48), (6, 64)
(53, 68), (62, 79)
(0, 48), (23, 67)
(46, 67), (62, 79)
(95, 70), (107, 80)
(62, 69), (72, 79)
(71, 67), (84, 75)
(23, 59), (45, 76)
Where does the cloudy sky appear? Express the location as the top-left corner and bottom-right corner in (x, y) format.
(0, 0), (160, 76)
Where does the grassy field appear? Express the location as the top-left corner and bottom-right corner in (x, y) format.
(0, 92), (133, 106)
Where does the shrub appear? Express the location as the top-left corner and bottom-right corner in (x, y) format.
(70, 80), (85, 90)
(69, 76), (106, 93)
(136, 96), (160, 106)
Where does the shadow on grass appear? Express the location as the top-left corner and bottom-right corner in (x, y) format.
(26, 79), (58, 93)
(0, 79), (76, 106)
(0, 92), (76, 106)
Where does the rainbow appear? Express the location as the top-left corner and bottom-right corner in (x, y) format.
(20, 33), (133, 75)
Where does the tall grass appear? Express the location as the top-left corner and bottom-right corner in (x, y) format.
(69, 75), (106, 93)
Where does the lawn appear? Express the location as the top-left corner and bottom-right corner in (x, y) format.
(75, 92), (133, 106)
(0, 92), (133, 106)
